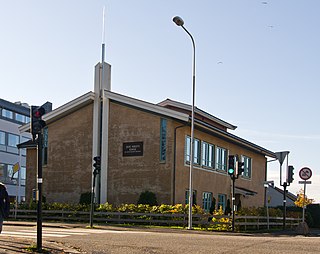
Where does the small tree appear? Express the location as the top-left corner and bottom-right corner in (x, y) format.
(294, 189), (314, 208)
(137, 191), (158, 206)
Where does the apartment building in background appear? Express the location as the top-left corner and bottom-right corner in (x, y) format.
(0, 98), (31, 202)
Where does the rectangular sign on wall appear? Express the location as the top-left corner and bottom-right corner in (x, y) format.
(123, 142), (143, 157)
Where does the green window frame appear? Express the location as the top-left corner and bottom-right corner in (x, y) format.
(216, 146), (227, 171)
(159, 118), (167, 162)
(185, 136), (201, 165)
(218, 194), (226, 211)
(202, 192), (213, 212)
(202, 142), (214, 168)
(242, 155), (252, 178)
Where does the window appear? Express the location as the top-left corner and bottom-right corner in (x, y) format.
(216, 147), (227, 171)
(242, 155), (252, 178)
(1, 109), (13, 119)
(185, 136), (191, 163)
(185, 190), (197, 205)
(202, 192), (213, 212)
(20, 166), (26, 186)
(8, 133), (19, 147)
(0, 131), (5, 151)
(185, 136), (201, 165)
(15, 113), (30, 123)
(7, 133), (19, 154)
(0, 164), (4, 177)
(193, 139), (200, 164)
(202, 142), (214, 168)
(218, 194), (226, 211)
(7, 164), (14, 180)
(15, 113), (26, 123)
(159, 118), (167, 162)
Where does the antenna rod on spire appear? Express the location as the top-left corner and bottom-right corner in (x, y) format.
(101, 6), (106, 63)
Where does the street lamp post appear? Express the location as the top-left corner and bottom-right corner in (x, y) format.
(173, 16), (196, 230)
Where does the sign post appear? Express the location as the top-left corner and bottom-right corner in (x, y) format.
(298, 167), (312, 223)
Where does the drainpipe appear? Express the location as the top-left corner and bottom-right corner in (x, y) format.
(172, 124), (186, 205)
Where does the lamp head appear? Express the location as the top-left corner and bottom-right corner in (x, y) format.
(173, 16), (184, 26)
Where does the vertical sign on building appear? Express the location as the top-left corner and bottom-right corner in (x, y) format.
(160, 118), (167, 162)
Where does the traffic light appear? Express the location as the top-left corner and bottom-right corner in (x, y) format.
(228, 155), (235, 176)
(31, 106), (46, 139)
(287, 165), (294, 183)
(93, 156), (101, 175)
(237, 161), (245, 177)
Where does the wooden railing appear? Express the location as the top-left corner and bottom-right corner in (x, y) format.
(9, 209), (301, 230)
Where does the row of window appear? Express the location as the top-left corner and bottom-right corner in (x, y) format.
(0, 131), (29, 155)
(185, 136), (252, 178)
(0, 108), (30, 124)
(185, 190), (227, 212)
(0, 163), (26, 186)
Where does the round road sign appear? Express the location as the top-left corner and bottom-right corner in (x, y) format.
(299, 167), (312, 180)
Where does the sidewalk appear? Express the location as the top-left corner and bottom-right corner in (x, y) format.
(1, 221), (84, 253)
(0, 236), (82, 254)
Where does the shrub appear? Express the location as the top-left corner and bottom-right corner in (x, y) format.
(212, 206), (231, 231)
(137, 191), (158, 206)
(79, 192), (92, 205)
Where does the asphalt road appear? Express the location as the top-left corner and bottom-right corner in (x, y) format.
(58, 229), (320, 254)
(2, 224), (320, 254)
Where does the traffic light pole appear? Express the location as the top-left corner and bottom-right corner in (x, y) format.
(231, 175), (235, 232)
(89, 171), (96, 228)
(37, 134), (43, 252)
(282, 182), (287, 230)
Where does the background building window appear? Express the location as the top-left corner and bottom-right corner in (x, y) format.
(202, 192), (213, 212)
(7, 133), (19, 154)
(216, 147), (227, 171)
(15, 113), (26, 123)
(0, 131), (5, 151)
(2, 109), (13, 119)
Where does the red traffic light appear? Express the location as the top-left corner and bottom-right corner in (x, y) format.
(31, 106), (46, 139)
(33, 107), (46, 118)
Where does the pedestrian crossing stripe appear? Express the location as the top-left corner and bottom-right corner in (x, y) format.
(2, 227), (110, 239)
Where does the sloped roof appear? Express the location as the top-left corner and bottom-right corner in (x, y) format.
(158, 98), (237, 130)
(19, 90), (276, 158)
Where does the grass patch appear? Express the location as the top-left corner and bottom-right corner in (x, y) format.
(25, 243), (50, 253)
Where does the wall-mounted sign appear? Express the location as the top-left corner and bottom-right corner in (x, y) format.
(123, 142), (143, 157)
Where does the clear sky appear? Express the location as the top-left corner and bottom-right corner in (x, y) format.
(1, 1), (319, 202)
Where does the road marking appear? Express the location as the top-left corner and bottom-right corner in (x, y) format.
(2, 226), (155, 240)
(2, 227), (108, 239)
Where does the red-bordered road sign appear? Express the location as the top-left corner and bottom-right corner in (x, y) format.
(299, 167), (312, 181)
